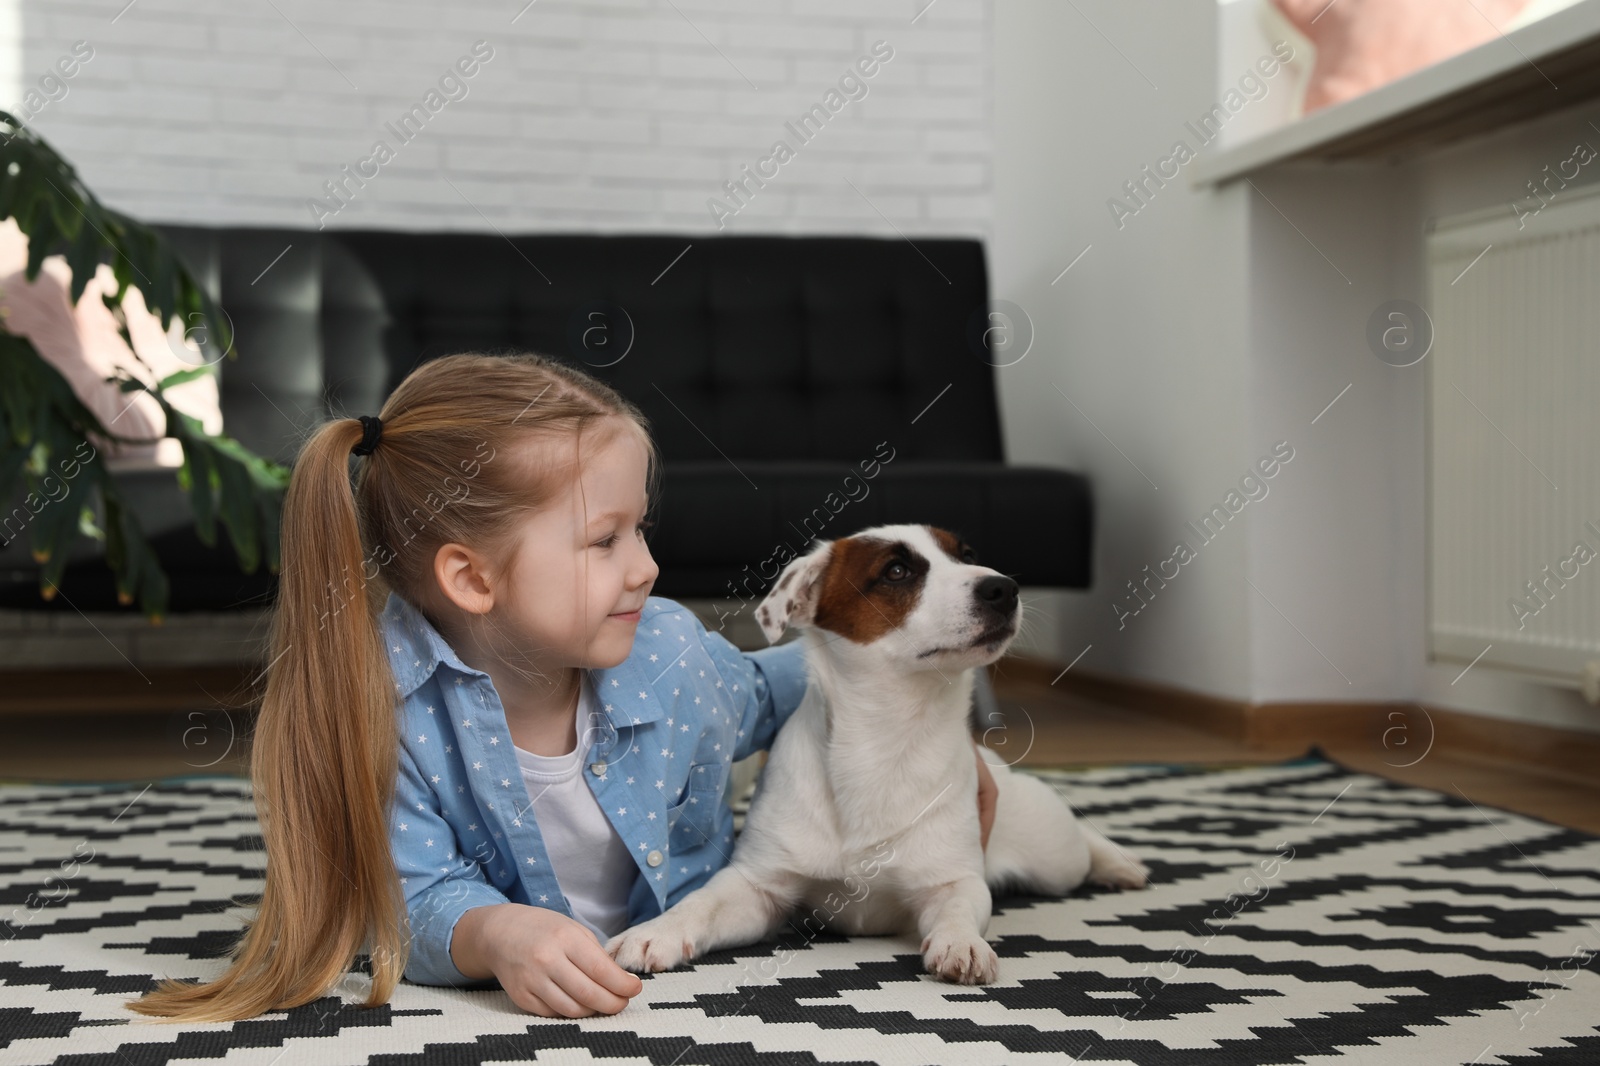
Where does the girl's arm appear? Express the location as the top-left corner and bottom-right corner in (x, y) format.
(390, 740), (513, 987)
(393, 733), (643, 1015)
(694, 620), (810, 762)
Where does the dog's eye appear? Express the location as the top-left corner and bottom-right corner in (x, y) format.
(961, 546), (977, 563)
(883, 561), (910, 581)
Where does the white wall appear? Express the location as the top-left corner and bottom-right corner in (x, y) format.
(993, 0), (1259, 698)
(1242, 161), (1426, 703)
(1238, 106), (1600, 734)
(995, 0), (1600, 736)
(11, 0), (991, 237)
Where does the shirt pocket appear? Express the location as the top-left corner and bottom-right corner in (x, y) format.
(666, 760), (723, 849)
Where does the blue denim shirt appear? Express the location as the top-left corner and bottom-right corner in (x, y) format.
(381, 590), (810, 987)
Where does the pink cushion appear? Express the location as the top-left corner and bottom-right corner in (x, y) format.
(1271, 0), (1531, 112)
(0, 218), (222, 468)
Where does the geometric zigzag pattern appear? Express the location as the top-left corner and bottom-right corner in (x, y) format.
(1, 758), (1597, 1065)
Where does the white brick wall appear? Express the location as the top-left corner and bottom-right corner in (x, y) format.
(9, 0), (992, 238)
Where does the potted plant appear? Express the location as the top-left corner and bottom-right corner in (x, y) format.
(0, 110), (289, 622)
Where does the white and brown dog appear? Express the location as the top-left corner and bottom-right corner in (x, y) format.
(605, 524), (1148, 984)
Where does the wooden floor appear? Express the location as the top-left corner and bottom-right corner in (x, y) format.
(987, 662), (1600, 835)
(2, 662), (1598, 835)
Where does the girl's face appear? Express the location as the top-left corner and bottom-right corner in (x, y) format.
(491, 426), (659, 670)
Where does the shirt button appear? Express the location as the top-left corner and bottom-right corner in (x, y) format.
(646, 850), (663, 867)
(590, 761), (607, 775)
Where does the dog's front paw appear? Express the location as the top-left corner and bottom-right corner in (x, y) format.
(920, 928), (999, 985)
(605, 918), (696, 974)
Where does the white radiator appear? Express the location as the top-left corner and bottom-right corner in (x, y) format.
(1427, 183), (1600, 687)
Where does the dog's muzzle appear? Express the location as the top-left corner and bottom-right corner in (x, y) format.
(968, 575), (1019, 645)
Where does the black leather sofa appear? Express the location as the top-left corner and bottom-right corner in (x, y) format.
(0, 230), (1092, 620)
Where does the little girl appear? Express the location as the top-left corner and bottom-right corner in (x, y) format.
(129, 351), (994, 1023)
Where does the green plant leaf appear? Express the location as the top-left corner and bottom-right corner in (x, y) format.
(65, 226), (102, 305)
(0, 117), (278, 620)
(77, 503), (103, 540)
(156, 365), (212, 390)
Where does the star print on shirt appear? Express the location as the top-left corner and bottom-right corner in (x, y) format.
(616, 807), (627, 816)
(489, 737), (499, 745)
(648, 653), (658, 662)
(431, 775), (440, 784)
(525, 856), (537, 865)
(398, 822), (409, 831)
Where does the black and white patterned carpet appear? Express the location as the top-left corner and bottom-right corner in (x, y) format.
(2, 757), (1598, 1065)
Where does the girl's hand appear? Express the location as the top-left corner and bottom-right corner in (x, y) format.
(974, 739), (998, 851)
(460, 903), (643, 1017)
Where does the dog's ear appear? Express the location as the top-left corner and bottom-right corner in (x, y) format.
(755, 541), (832, 644)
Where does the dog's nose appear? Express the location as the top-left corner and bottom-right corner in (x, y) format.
(975, 575), (1018, 618)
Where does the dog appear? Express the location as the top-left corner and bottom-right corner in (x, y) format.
(604, 524), (1149, 984)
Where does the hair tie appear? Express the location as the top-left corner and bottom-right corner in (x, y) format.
(352, 415), (383, 457)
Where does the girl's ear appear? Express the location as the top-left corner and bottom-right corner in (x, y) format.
(755, 540), (833, 645)
(433, 541), (496, 616)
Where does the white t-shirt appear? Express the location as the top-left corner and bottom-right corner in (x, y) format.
(512, 674), (637, 942)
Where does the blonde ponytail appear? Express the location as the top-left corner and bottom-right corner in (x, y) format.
(128, 418), (408, 1021)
